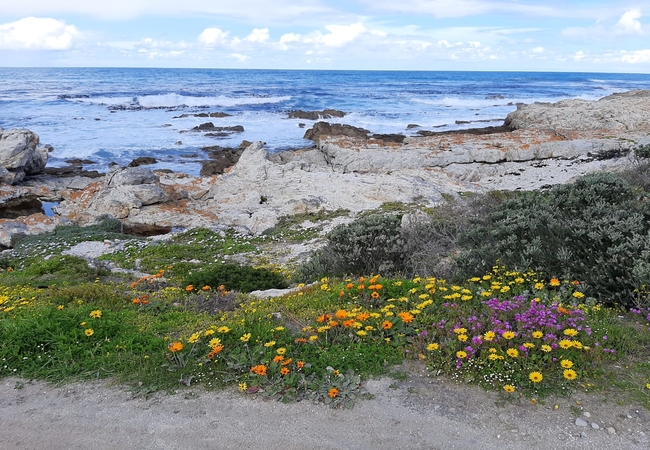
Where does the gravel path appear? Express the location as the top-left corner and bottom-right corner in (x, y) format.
(1, 363), (648, 450)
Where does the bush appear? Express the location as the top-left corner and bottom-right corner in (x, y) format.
(300, 214), (406, 279)
(457, 172), (650, 307)
(183, 264), (288, 293)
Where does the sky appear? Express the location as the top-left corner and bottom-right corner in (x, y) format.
(1, 1), (650, 72)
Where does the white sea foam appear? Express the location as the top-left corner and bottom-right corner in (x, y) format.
(67, 94), (291, 108)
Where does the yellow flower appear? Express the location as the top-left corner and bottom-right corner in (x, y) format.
(276, 347), (286, 355)
(507, 348), (519, 358)
(217, 326), (231, 333)
(523, 342), (535, 349)
(57, 305), (64, 310)
(208, 338), (222, 348)
(563, 369), (577, 380)
(238, 382), (247, 392)
(532, 331), (543, 339)
(483, 331), (496, 341)
(264, 341), (276, 347)
(427, 343), (439, 351)
(453, 327), (467, 334)
(646, 383), (650, 390)
(549, 278), (561, 287)
(541, 345), (552, 353)
(529, 371), (543, 383)
(457, 334), (468, 342)
(275, 326), (285, 331)
(188, 333), (201, 344)
(488, 347), (497, 353)
(204, 329), (215, 336)
(534, 282), (544, 290)
(89, 310), (102, 318)
(456, 351), (467, 359)
(559, 339), (573, 349)
(504, 385), (516, 393)
(502, 331), (516, 340)
(488, 354), (500, 360)
(560, 359), (573, 369)
(240, 333), (251, 342)
(500, 286), (511, 293)
(308, 336), (318, 341)
(572, 291), (585, 299)
(563, 328), (578, 337)
(356, 330), (368, 336)
(84, 328), (94, 337)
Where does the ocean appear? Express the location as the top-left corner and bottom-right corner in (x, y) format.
(2, 68), (650, 176)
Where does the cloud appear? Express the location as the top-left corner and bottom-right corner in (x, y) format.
(0, 17), (79, 50)
(1, 0), (331, 22)
(621, 49), (650, 63)
(615, 9), (644, 35)
(357, 0), (561, 19)
(279, 23), (367, 48)
(245, 28), (270, 43)
(198, 28), (230, 46)
(231, 53), (249, 61)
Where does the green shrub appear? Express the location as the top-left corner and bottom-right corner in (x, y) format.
(457, 172), (650, 307)
(183, 264), (288, 293)
(300, 214), (406, 279)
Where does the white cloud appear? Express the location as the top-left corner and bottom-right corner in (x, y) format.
(532, 46), (545, 53)
(621, 49), (650, 63)
(615, 9), (644, 35)
(198, 28), (230, 46)
(0, 17), (79, 50)
(231, 53), (249, 61)
(245, 28), (270, 43)
(279, 33), (301, 44)
(573, 50), (586, 61)
(321, 23), (366, 46)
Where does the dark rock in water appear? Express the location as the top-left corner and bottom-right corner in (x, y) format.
(65, 158), (97, 166)
(406, 124), (420, 129)
(455, 120), (471, 125)
(173, 112), (232, 119)
(42, 166), (104, 178)
(370, 134), (406, 144)
(298, 123), (306, 128)
(417, 124), (512, 137)
(180, 153), (199, 158)
(200, 147), (244, 176)
(288, 109), (346, 120)
(205, 132), (230, 137)
(128, 157), (158, 167)
(303, 121), (370, 142)
(189, 122), (245, 133)
(174, 141), (183, 145)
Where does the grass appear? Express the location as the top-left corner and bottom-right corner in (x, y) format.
(1, 259), (649, 409)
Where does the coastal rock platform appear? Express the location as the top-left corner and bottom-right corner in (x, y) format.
(2, 90), (650, 247)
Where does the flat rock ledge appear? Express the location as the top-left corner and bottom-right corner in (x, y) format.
(2, 90), (650, 247)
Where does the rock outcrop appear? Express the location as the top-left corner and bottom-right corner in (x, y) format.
(288, 109), (346, 120)
(0, 129), (50, 184)
(3, 90), (650, 244)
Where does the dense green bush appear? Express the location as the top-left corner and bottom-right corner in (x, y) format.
(457, 172), (650, 307)
(300, 214), (407, 279)
(183, 264), (288, 293)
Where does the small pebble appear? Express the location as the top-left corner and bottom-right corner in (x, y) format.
(575, 418), (589, 427)
(584, 412), (591, 418)
(580, 431), (589, 439)
(591, 423), (600, 430)
(607, 427), (616, 435)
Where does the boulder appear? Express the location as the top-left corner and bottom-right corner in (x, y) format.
(0, 129), (50, 184)
(200, 147), (244, 176)
(189, 123), (244, 133)
(128, 157), (157, 167)
(303, 122), (370, 143)
(108, 167), (159, 186)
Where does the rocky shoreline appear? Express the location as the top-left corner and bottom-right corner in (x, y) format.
(2, 90), (650, 249)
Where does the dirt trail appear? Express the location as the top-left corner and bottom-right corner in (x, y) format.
(1, 364), (648, 450)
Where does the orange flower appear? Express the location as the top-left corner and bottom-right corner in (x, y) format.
(273, 355), (285, 363)
(357, 284), (365, 290)
(572, 280), (580, 285)
(557, 306), (571, 315)
(382, 320), (393, 330)
(217, 285), (226, 291)
(335, 309), (348, 319)
(296, 361), (305, 369)
(339, 290), (345, 298)
(250, 364), (268, 376)
(281, 358), (293, 366)
(398, 311), (415, 323)
(207, 345), (224, 359)
(359, 277), (366, 283)
(549, 278), (561, 287)
(185, 284), (194, 292)
(329, 321), (339, 327)
(201, 285), (211, 291)
(317, 313), (332, 323)
(328, 387), (339, 398)
(168, 341), (183, 353)
(132, 298), (141, 305)
(280, 367), (290, 375)
(371, 291), (380, 299)
(346, 283), (354, 289)
(294, 338), (307, 344)
(342, 319), (356, 328)
(356, 312), (370, 321)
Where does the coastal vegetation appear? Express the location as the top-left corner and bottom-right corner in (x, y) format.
(1, 162), (650, 409)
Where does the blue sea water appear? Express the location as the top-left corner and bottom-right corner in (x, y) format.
(1, 68), (650, 176)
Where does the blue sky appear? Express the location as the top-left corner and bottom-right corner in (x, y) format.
(1, 1), (649, 72)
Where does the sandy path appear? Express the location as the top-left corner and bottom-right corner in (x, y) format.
(1, 367), (648, 450)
